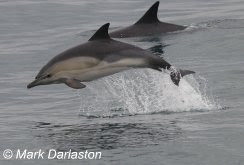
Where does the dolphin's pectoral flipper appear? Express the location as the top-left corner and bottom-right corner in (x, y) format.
(170, 68), (195, 86)
(65, 79), (86, 89)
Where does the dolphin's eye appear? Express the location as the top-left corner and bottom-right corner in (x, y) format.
(46, 74), (51, 78)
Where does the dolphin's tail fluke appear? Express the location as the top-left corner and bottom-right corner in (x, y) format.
(149, 58), (195, 86)
(170, 67), (195, 86)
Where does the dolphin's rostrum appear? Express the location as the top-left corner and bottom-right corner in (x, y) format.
(27, 23), (194, 89)
(109, 1), (186, 38)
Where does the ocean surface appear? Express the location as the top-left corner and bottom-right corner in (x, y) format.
(0, 0), (244, 164)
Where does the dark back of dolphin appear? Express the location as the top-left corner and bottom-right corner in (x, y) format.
(36, 23), (171, 79)
(109, 1), (186, 38)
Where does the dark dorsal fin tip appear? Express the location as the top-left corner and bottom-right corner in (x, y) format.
(89, 23), (110, 41)
(135, 1), (160, 24)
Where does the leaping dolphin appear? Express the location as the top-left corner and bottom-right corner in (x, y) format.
(109, 1), (186, 38)
(27, 23), (194, 89)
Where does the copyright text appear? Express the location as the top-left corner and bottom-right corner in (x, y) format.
(2, 149), (102, 160)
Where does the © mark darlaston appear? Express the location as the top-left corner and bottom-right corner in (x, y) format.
(109, 1), (186, 38)
(27, 23), (194, 89)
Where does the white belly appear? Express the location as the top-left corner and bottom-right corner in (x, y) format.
(54, 58), (147, 82)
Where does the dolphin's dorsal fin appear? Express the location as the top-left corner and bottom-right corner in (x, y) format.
(89, 23), (111, 41)
(135, 1), (160, 24)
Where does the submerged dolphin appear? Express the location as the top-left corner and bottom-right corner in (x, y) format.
(109, 1), (186, 38)
(27, 23), (194, 89)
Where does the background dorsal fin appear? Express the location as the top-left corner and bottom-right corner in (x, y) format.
(89, 23), (111, 41)
(135, 1), (160, 24)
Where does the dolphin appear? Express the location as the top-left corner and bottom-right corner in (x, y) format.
(109, 1), (186, 38)
(27, 23), (194, 89)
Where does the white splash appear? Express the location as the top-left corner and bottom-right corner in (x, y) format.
(78, 69), (219, 117)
